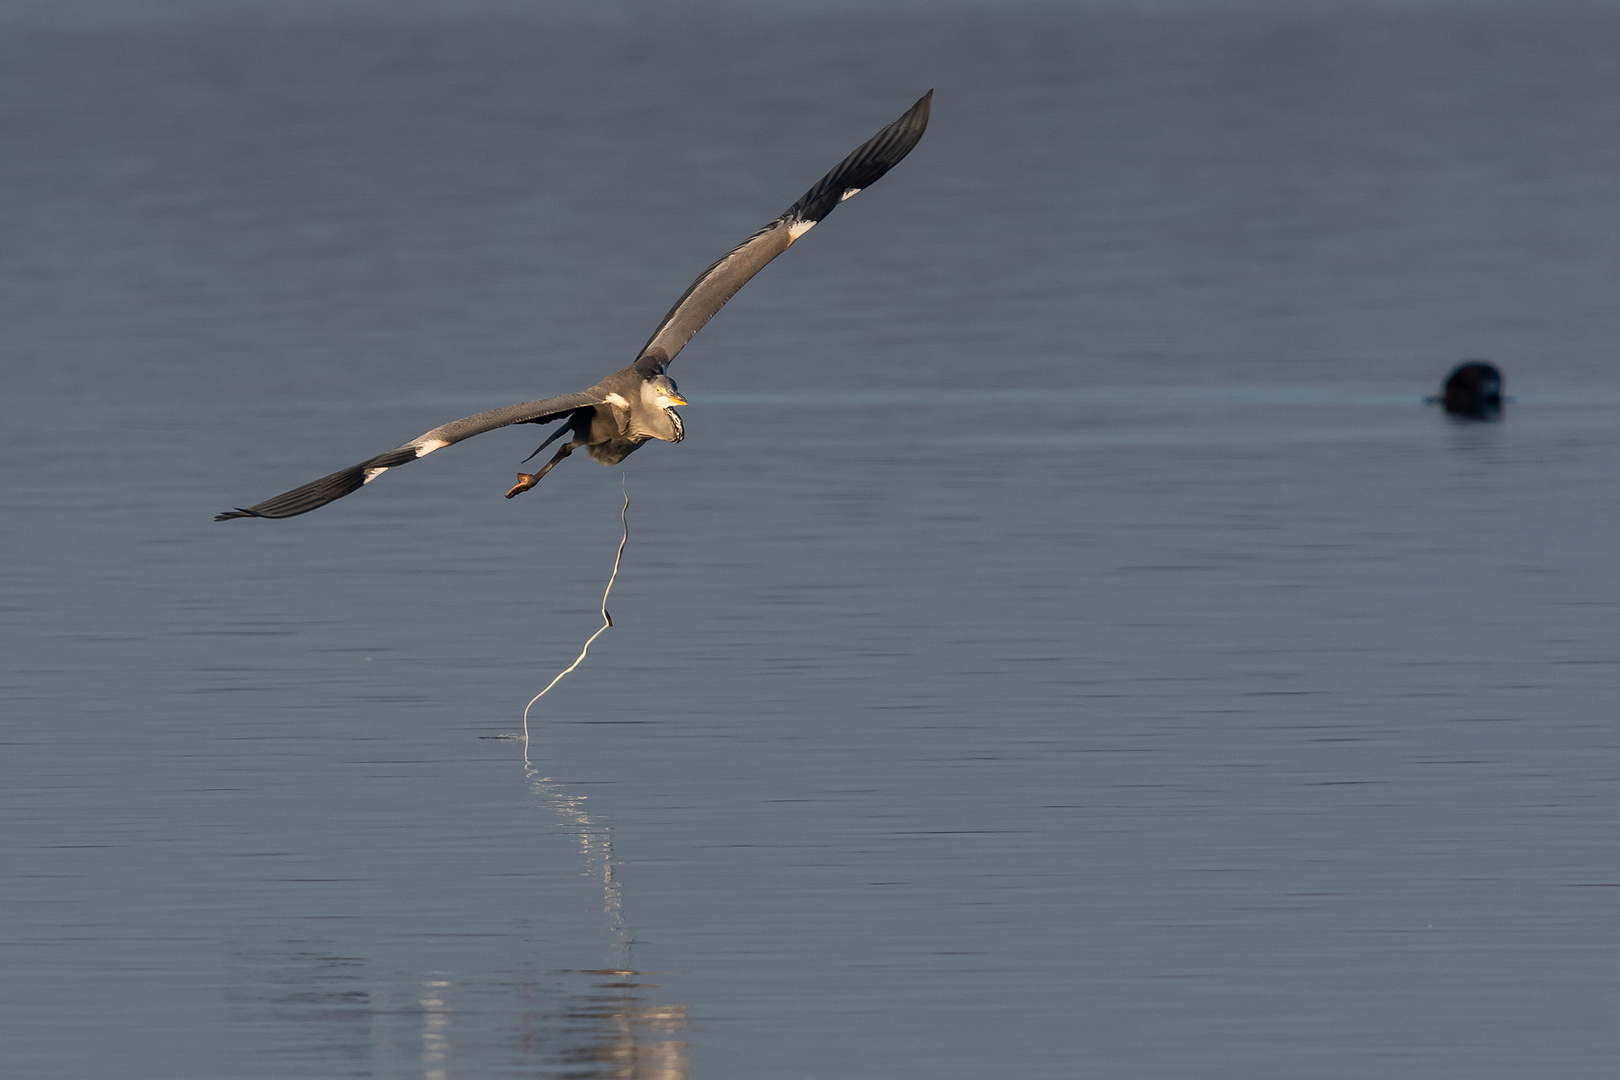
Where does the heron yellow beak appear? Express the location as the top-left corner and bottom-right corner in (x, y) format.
(667, 392), (687, 406)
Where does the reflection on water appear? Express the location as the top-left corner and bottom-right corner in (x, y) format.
(419, 979), (451, 1080)
(526, 765), (629, 964)
(227, 946), (688, 1078)
(518, 736), (691, 1077)
(222, 760), (687, 1078)
(525, 973), (690, 1080)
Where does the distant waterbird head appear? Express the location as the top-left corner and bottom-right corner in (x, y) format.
(1437, 360), (1503, 420)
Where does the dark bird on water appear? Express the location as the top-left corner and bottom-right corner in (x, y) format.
(1434, 360), (1503, 420)
(216, 91), (933, 522)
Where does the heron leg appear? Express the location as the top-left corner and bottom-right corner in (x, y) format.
(505, 435), (585, 498)
(522, 419), (575, 463)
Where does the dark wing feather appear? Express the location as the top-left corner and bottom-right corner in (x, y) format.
(215, 391), (604, 520)
(634, 90), (932, 375)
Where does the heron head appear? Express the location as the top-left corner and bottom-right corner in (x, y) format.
(648, 373), (687, 408)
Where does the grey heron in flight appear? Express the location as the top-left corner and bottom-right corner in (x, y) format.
(216, 91), (932, 521)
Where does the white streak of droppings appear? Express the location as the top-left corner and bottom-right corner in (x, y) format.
(840, 187), (862, 202)
(362, 467), (389, 484)
(521, 485), (630, 740)
(603, 393), (629, 408)
(788, 219), (816, 240)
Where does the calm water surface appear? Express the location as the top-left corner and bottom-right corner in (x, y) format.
(4, 1), (1620, 1076)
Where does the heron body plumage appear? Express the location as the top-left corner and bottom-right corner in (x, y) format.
(216, 90), (931, 522)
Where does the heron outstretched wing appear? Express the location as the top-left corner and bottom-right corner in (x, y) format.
(633, 89), (932, 375)
(215, 391), (605, 520)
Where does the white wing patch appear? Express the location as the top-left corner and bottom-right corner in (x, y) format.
(410, 437), (450, 458)
(362, 466), (389, 484)
(788, 219), (817, 240)
(603, 392), (630, 408)
(840, 187), (862, 202)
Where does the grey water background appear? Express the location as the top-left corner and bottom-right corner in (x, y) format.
(4, 0), (1620, 1075)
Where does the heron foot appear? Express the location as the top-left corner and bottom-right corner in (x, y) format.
(504, 473), (540, 499)
(505, 434), (584, 499)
